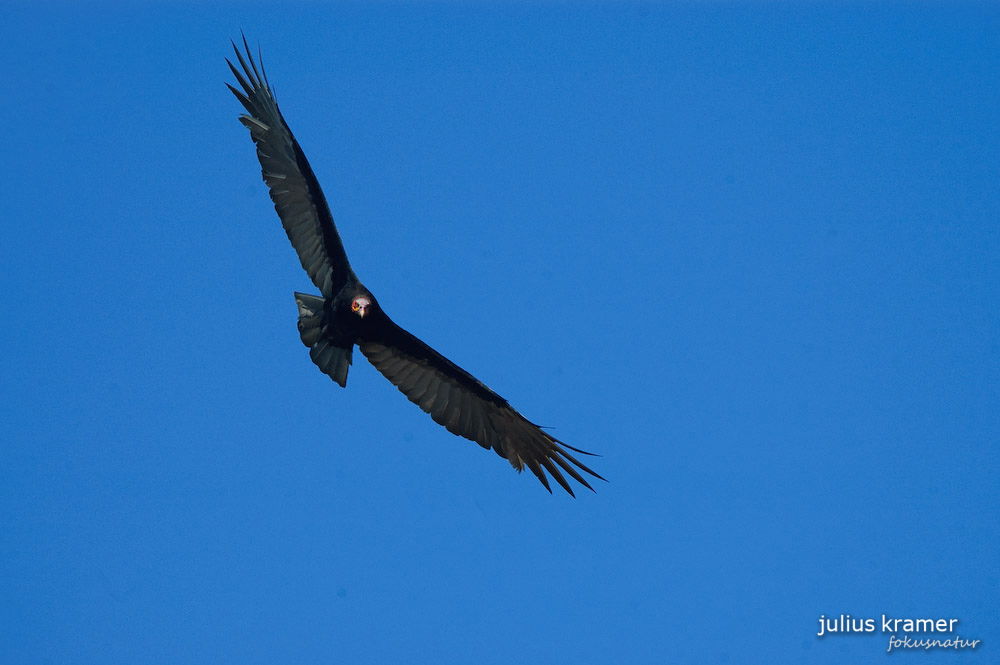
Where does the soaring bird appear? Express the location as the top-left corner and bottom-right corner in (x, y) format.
(227, 38), (603, 495)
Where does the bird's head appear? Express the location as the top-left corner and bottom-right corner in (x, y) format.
(350, 295), (371, 318)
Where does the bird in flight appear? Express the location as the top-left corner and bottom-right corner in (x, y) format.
(227, 37), (603, 495)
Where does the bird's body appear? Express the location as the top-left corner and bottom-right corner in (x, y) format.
(228, 38), (603, 495)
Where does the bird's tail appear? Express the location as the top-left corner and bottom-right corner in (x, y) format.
(294, 292), (352, 388)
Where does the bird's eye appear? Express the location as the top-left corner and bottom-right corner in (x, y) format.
(351, 301), (360, 311)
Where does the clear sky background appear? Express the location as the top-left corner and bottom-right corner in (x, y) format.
(2, 3), (997, 664)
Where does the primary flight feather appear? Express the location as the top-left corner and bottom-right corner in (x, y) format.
(227, 38), (604, 495)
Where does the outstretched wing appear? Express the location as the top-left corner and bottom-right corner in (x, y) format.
(359, 317), (604, 496)
(227, 37), (353, 299)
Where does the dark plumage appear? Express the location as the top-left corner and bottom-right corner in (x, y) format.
(227, 37), (604, 495)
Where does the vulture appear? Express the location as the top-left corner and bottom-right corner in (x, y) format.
(227, 38), (603, 495)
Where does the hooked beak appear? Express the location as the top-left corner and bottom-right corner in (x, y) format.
(352, 296), (371, 318)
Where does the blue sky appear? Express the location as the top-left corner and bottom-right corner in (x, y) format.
(2, 3), (997, 663)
